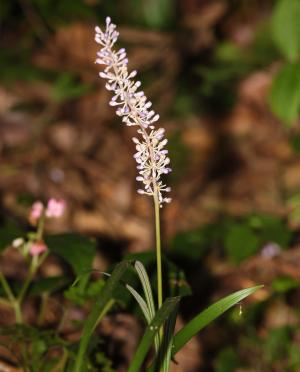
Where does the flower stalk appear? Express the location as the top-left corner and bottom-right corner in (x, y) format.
(95, 17), (172, 313)
(154, 193), (163, 310)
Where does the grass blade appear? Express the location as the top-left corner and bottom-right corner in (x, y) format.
(125, 283), (152, 324)
(134, 261), (156, 318)
(162, 301), (179, 372)
(134, 260), (159, 352)
(74, 260), (131, 372)
(172, 285), (263, 355)
(128, 296), (180, 372)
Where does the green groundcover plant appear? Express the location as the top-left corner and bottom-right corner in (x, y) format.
(0, 17), (261, 372)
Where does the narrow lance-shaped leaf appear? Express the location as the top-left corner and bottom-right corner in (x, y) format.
(146, 301), (179, 372)
(172, 285), (263, 355)
(128, 296), (180, 372)
(74, 260), (131, 372)
(125, 283), (152, 324)
(162, 301), (179, 372)
(134, 261), (159, 352)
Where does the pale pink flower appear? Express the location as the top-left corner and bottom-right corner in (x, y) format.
(46, 198), (66, 218)
(29, 241), (47, 256)
(29, 201), (44, 224)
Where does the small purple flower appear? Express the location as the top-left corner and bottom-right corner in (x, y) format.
(261, 242), (281, 259)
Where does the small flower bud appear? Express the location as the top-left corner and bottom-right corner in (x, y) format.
(29, 241), (47, 256)
(12, 237), (25, 248)
(29, 201), (44, 224)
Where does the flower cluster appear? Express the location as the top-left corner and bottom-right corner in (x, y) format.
(24, 198), (66, 256)
(29, 198), (66, 225)
(95, 17), (171, 206)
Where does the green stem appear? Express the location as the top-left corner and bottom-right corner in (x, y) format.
(53, 347), (69, 372)
(37, 292), (48, 326)
(153, 193), (164, 356)
(153, 195), (163, 310)
(74, 299), (115, 372)
(0, 271), (22, 322)
(0, 271), (15, 303)
(13, 301), (22, 323)
(18, 260), (37, 306)
(36, 211), (46, 240)
(96, 299), (115, 326)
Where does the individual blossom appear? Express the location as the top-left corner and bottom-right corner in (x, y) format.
(29, 201), (44, 224)
(261, 242), (281, 259)
(29, 241), (47, 256)
(46, 198), (66, 218)
(12, 237), (25, 249)
(95, 17), (171, 207)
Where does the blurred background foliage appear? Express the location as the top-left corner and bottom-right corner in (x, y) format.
(2, 0), (300, 371)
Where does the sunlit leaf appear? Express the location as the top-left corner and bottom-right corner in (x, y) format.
(269, 63), (300, 125)
(172, 286), (263, 355)
(271, 0), (300, 61)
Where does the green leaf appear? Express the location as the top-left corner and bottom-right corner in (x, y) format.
(128, 296), (180, 372)
(141, 0), (173, 28)
(264, 326), (292, 362)
(171, 227), (210, 261)
(74, 260), (131, 372)
(215, 347), (239, 372)
(125, 283), (152, 324)
(172, 286), (262, 355)
(272, 276), (300, 293)
(255, 214), (291, 248)
(0, 220), (23, 252)
(269, 63), (300, 125)
(224, 224), (260, 263)
(30, 276), (70, 296)
(290, 133), (300, 153)
(271, 0), (300, 61)
(51, 74), (91, 103)
(125, 252), (191, 298)
(134, 261), (156, 321)
(45, 233), (96, 276)
(134, 261), (159, 352)
(162, 302), (179, 372)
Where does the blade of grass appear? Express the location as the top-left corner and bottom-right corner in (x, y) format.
(74, 260), (131, 372)
(162, 302), (179, 372)
(134, 260), (159, 352)
(172, 285), (263, 355)
(128, 296), (180, 372)
(125, 283), (152, 324)
(134, 261), (156, 316)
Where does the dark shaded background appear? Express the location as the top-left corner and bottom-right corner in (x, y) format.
(1, 0), (300, 371)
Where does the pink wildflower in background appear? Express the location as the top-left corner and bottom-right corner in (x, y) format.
(29, 241), (47, 256)
(46, 198), (66, 218)
(29, 201), (44, 224)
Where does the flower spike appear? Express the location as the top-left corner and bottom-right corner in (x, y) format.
(95, 17), (171, 206)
